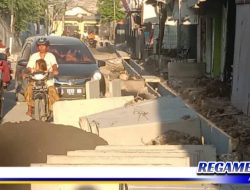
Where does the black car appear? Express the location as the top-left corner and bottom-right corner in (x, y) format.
(15, 36), (106, 101)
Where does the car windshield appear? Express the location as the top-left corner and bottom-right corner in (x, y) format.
(48, 44), (96, 64)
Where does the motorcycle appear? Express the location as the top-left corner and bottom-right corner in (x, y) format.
(0, 64), (4, 120)
(0, 49), (13, 88)
(29, 71), (50, 121)
(0, 50), (12, 120)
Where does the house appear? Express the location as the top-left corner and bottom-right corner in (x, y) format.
(51, 0), (100, 37)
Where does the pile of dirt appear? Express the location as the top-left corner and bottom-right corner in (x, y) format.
(142, 130), (201, 145)
(166, 77), (250, 161)
(0, 121), (108, 166)
(195, 77), (231, 98)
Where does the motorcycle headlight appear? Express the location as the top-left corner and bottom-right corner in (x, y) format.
(93, 71), (102, 81)
(32, 73), (46, 80)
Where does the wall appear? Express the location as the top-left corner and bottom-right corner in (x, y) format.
(0, 17), (21, 53)
(212, 10), (222, 77)
(232, 4), (250, 116)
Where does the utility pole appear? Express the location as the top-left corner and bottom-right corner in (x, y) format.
(62, 1), (66, 33)
(113, 0), (116, 42)
(177, 0), (182, 49)
(9, 0), (14, 54)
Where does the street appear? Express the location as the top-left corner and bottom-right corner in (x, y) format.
(1, 46), (118, 123)
(1, 0), (250, 190)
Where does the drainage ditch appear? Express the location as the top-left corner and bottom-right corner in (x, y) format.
(122, 58), (233, 158)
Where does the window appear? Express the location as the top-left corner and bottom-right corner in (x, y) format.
(49, 44), (96, 64)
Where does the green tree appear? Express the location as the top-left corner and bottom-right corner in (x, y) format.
(0, 0), (48, 33)
(97, 0), (125, 23)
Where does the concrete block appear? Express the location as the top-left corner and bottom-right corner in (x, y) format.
(66, 150), (199, 166)
(92, 120), (200, 145)
(46, 155), (190, 166)
(200, 116), (232, 155)
(53, 96), (134, 128)
(32, 184), (119, 190)
(86, 80), (100, 99)
(116, 50), (130, 59)
(109, 79), (121, 97)
(168, 62), (205, 79)
(154, 79), (231, 157)
(142, 75), (161, 83)
(121, 80), (146, 93)
(79, 96), (201, 144)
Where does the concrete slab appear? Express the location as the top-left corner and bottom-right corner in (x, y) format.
(94, 145), (216, 162)
(86, 80), (100, 99)
(116, 50), (130, 59)
(151, 81), (232, 156)
(53, 96), (134, 128)
(95, 145), (214, 150)
(90, 120), (200, 145)
(79, 96), (201, 145)
(66, 150), (199, 166)
(127, 184), (218, 190)
(219, 185), (250, 190)
(46, 155), (190, 166)
(121, 80), (146, 93)
(32, 184), (119, 190)
(200, 116), (232, 155)
(142, 75), (161, 83)
(109, 79), (121, 97)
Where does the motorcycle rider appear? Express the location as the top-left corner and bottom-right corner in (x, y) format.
(0, 48), (12, 88)
(87, 31), (97, 48)
(87, 31), (95, 41)
(24, 37), (59, 117)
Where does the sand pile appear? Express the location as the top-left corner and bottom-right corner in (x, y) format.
(0, 120), (108, 166)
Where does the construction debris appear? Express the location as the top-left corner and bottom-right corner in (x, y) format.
(141, 130), (202, 145)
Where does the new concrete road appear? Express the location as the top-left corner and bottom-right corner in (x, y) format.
(1, 47), (118, 124)
(1, 53), (31, 123)
(2, 82), (31, 123)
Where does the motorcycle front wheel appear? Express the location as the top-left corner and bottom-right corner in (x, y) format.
(34, 99), (46, 121)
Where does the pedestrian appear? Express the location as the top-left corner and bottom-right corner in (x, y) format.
(72, 30), (81, 39)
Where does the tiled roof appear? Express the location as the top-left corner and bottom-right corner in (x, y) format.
(67, 0), (98, 14)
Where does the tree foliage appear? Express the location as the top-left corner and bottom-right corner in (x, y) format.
(0, 0), (48, 33)
(97, 0), (125, 23)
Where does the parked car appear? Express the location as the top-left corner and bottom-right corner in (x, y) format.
(15, 36), (106, 101)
